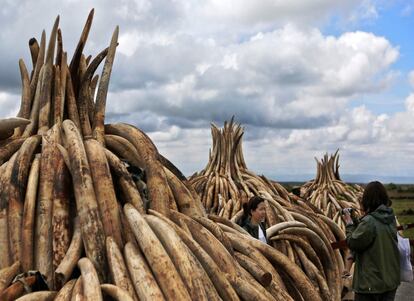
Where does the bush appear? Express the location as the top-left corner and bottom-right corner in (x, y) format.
(387, 183), (397, 190)
(401, 208), (414, 215)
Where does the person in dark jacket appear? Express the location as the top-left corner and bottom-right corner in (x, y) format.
(344, 181), (400, 301)
(238, 196), (267, 243)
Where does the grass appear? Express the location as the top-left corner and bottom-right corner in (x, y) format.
(392, 204), (414, 264)
(391, 198), (414, 240)
(387, 184), (414, 239)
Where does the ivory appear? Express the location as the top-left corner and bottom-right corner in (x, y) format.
(124, 204), (191, 300)
(100, 284), (134, 301)
(15, 291), (57, 301)
(0, 261), (20, 293)
(78, 258), (103, 301)
(106, 237), (137, 300)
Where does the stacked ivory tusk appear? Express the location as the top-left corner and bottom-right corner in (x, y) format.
(0, 9), (343, 301)
(189, 118), (294, 219)
(300, 151), (363, 232)
(190, 120), (349, 300)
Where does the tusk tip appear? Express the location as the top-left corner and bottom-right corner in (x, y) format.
(29, 37), (37, 45)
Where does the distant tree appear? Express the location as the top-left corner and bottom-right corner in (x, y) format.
(401, 208), (414, 215)
(387, 183), (397, 190)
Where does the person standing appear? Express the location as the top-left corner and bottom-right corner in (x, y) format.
(238, 196), (267, 243)
(344, 181), (400, 301)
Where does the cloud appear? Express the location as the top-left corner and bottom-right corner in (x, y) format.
(185, 0), (363, 35)
(0, 92), (21, 117)
(401, 3), (414, 16)
(1, 0), (414, 181)
(408, 70), (414, 88)
(108, 25), (398, 133)
(347, 0), (379, 24)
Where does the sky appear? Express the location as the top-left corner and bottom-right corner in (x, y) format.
(1, 0), (414, 183)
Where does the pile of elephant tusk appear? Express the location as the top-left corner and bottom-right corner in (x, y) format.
(189, 120), (362, 301)
(189, 118), (294, 220)
(300, 151), (363, 232)
(0, 9), (357, 301)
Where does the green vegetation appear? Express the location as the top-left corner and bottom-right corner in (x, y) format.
(387, 183), (397, 190)
(391, 197), (414, 240)
(280, 182), (305, 192)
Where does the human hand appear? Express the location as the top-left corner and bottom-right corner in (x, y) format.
(342, 208), (353, 225)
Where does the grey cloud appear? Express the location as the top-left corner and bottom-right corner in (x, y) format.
(1, 2), (395, 135)
(0, 66), (20, 92)
(108, 86), (339, 132)
(188, 0), (363, 37)
(112, 34), (209, 90)
(106, 110), (165, 133)
(3, 0), (414, 181)
(163, 116), (210, 129)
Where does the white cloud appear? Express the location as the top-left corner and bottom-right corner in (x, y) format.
(221, 53), (239, 70)
(401, 3), (414, 16)
(408, 70), (414, 88)
(1, 0), (414, 181)
(0, 92), (20, 117)
(108, 25), (398, 134)
(118, 31), (175, 57)
(191, 0), (361, 32)
(347, 0), (378, 24)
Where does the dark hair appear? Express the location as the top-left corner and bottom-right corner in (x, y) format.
(242, 196), (265, 220)
(361, 181), (391, 213)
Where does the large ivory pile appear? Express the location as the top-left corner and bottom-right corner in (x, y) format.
(189, 119), (294, 219)
(0, 10), (347, 301)
(190, 120), (352, 300)
(300, 151), (363, 231)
